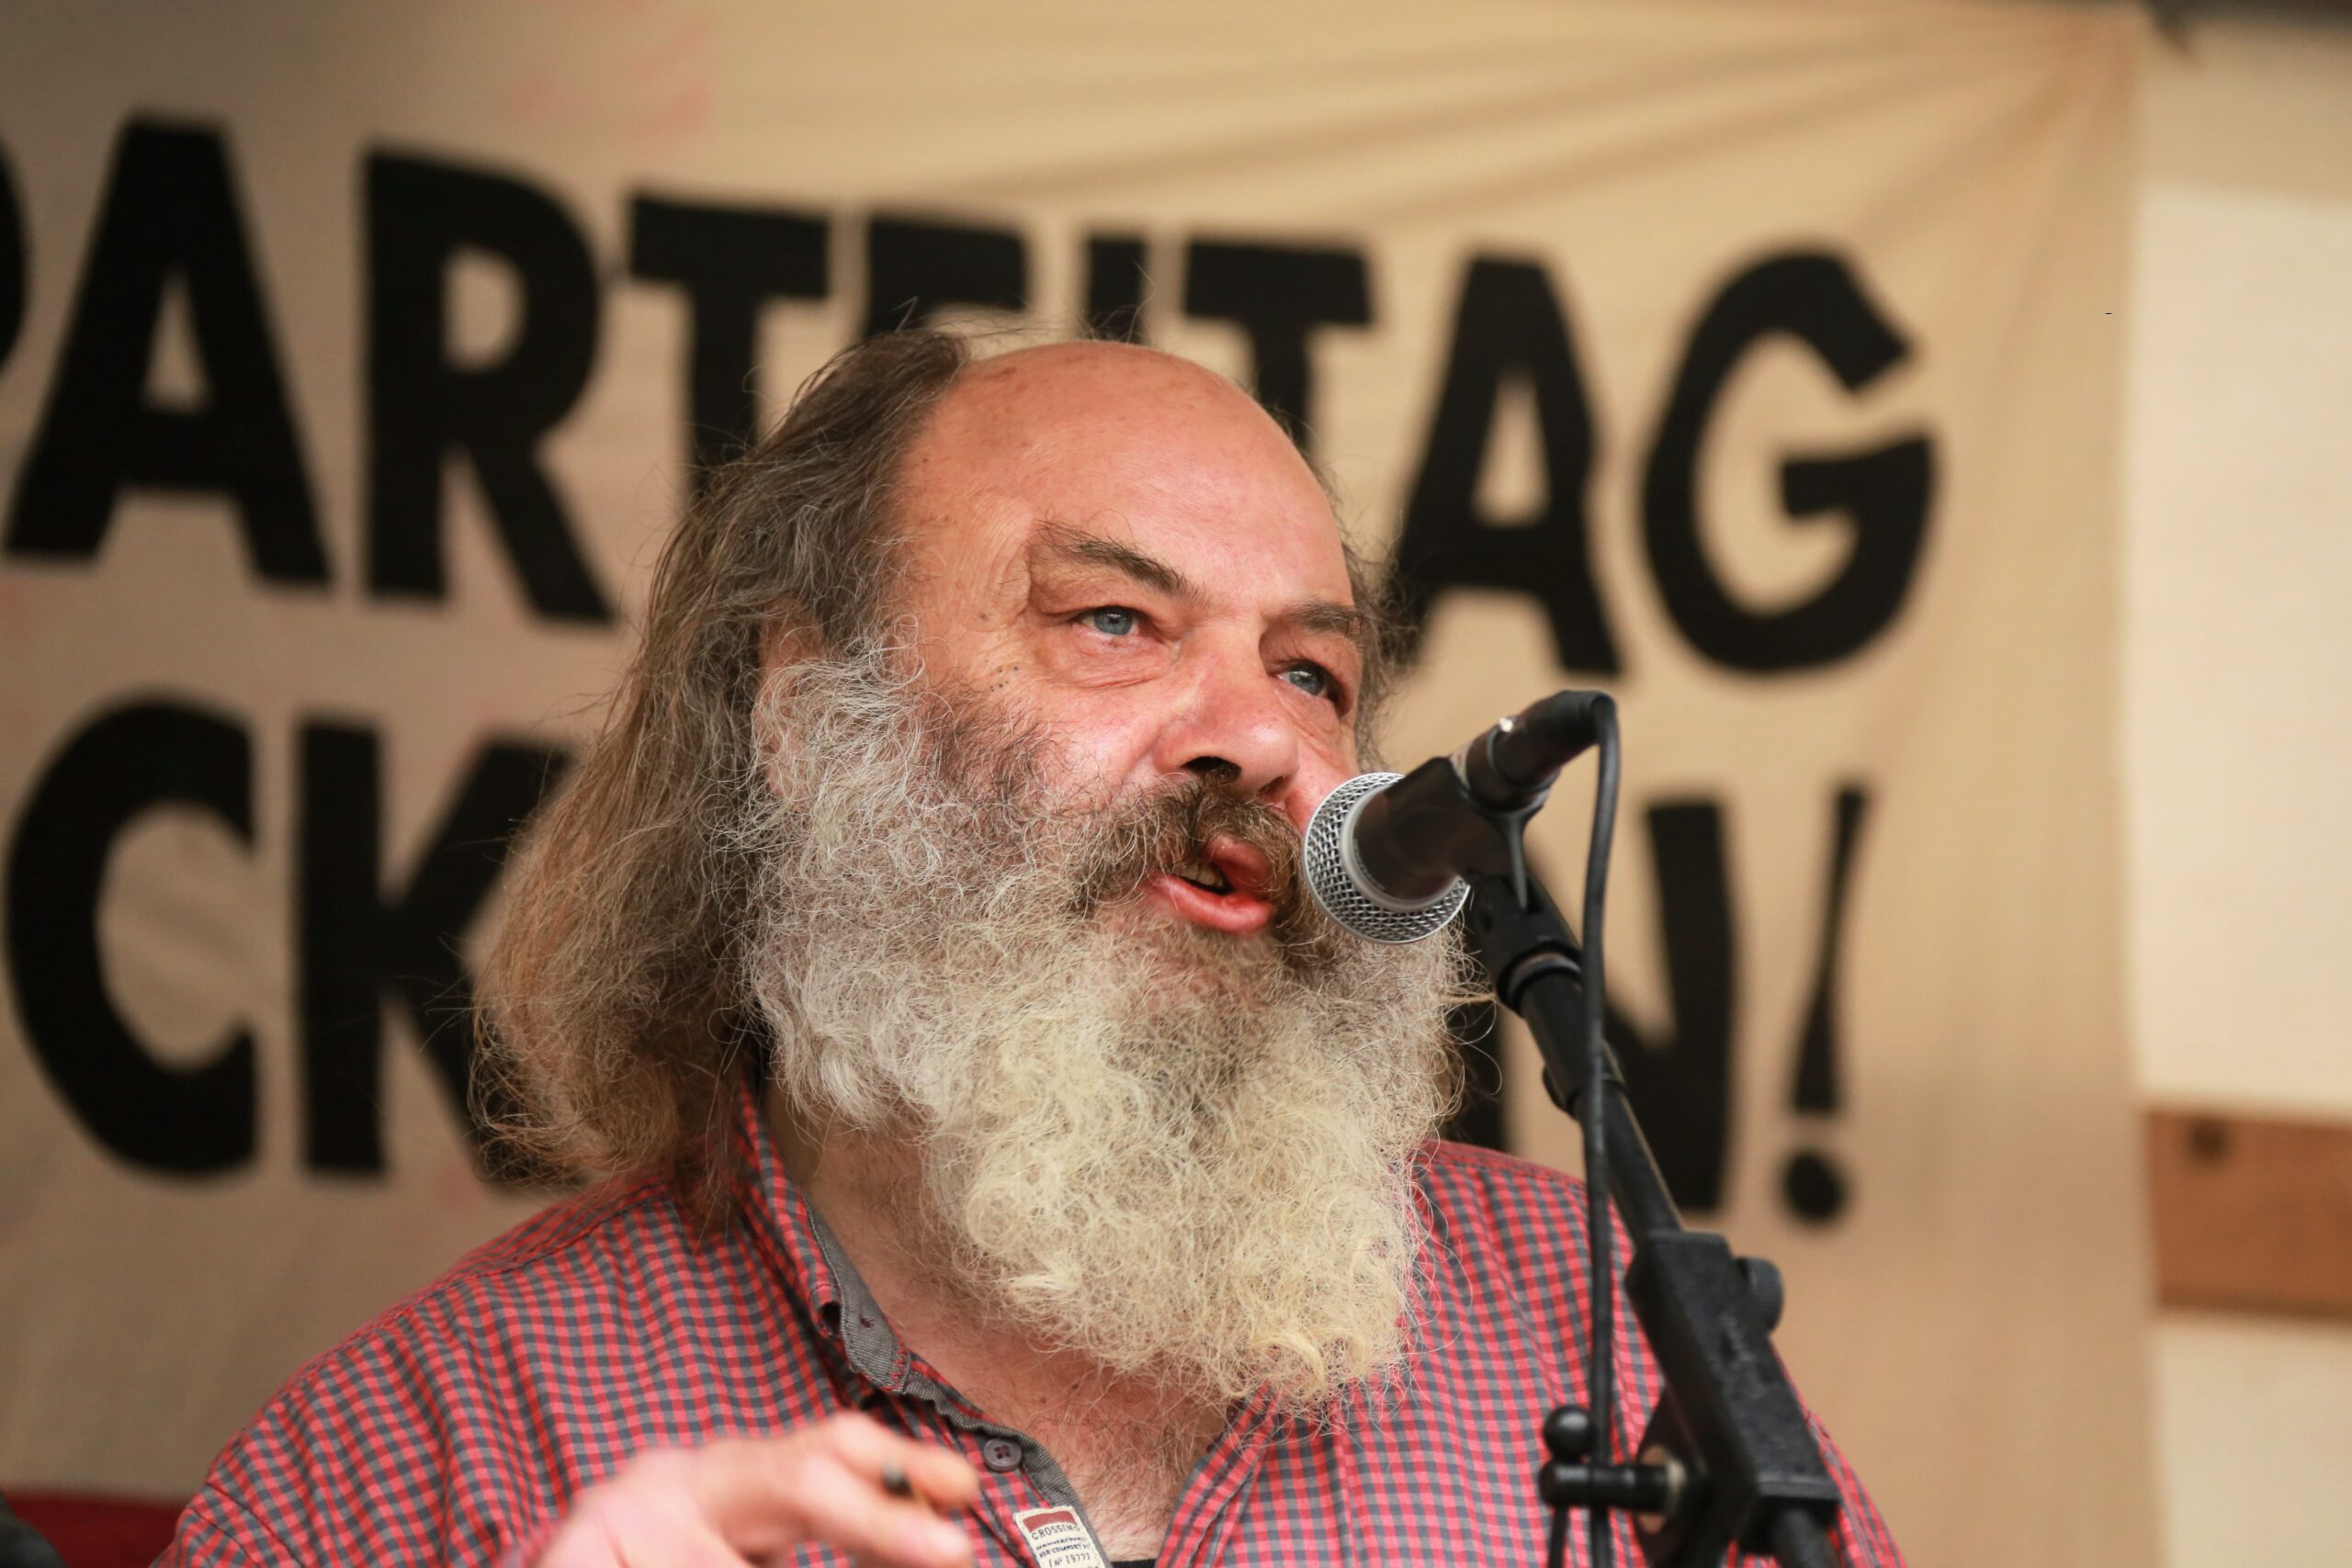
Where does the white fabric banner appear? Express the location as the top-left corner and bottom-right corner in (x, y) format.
(0, 4), (2151, 1562)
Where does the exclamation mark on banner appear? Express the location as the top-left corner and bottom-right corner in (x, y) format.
(1783, 786), (1869, 1224)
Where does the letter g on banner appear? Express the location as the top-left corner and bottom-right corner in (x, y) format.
(1643, 251), (1936, 672)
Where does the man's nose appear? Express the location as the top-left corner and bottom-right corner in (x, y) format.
(1149, 645), (1302, 805)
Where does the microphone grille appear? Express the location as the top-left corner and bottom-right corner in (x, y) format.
(1305, 772), (1470, 944)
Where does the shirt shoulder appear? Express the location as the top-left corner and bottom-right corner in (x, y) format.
(164, 1175), (712, 1568)
(1415, 1137), (1591, 1246)
(1411, 1139), (1604, 1346)
(1418, 1136), (1583, 1189)
(311, 1170), (689, 1369)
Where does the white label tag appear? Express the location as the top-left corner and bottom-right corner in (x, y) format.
(1012, 1505), (1112, 1568)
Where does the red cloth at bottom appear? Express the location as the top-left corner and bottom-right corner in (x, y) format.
(7, 1491), (182, 1568)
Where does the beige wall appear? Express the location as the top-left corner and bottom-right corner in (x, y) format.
(2123, 14), (2352, 1563)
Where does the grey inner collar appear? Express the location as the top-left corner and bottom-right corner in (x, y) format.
(801, 1204), (1099, 1523)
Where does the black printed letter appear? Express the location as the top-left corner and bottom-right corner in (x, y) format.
(366, 152), (607, 621)
(628, 195), (829, 487)
(0, 143), (23, 372)
(6, 122), (324, 583)
(864, 215), (1026, 338)
(298, 722), (568, 1173)
(1182, 239), (1370, 445)
(1643, 252), (1933, 672)
(1082, 234), (1151, 344)
(6, 702), (257, 1173)
(1392, 257), (1617, 672)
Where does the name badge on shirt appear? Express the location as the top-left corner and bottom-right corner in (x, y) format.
(1012, 1506), (1112, 1568)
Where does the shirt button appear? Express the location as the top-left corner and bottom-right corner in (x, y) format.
(980, 1437), (1023, 1472)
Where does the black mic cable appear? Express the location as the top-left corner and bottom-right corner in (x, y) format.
(1574, 696), (1623, 1568)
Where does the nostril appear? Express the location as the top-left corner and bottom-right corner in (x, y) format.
(1186, 756), (1242, 786)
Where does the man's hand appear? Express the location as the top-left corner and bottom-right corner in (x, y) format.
(536, 1413), (981, 1567)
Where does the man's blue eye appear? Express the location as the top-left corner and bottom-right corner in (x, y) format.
(1281, 664), (1331, 699)
(1082, 607), (1139, 637)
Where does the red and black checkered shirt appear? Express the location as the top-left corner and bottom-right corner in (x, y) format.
(162, 1083), (1902, 1566)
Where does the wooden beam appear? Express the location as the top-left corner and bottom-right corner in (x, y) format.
(2146, 1104), (2352, 1319)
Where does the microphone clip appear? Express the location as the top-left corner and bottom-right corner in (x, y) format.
(1459, 689), (1611, 812)
(1347, 750), (1546, 914)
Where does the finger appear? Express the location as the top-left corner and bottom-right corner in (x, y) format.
(608, 1503), (749, 1568)
(901, 1444), (982, 1514)
(805, 1416), (982, 1513)
(537, 1481), (743, 1568)
(774, 1450), (971, 1568)
(683, 1437), (969, 1567)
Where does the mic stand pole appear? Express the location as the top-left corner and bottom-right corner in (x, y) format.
(1436, 833), (1844, 1563)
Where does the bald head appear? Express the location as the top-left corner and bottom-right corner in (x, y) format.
(920, 339), (1328, 505)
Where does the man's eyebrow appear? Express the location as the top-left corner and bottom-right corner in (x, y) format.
(1284, 598), (1374, 662)
(1031, 522), (1193, 599)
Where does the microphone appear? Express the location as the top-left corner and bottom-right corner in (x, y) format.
(1305, 690), (1611, 943)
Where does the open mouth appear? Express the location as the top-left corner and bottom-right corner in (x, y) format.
(1146, 836), (1277, 935)
(1175, 859), (1233, 895)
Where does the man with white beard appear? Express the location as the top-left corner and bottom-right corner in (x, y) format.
(161, 332), (1901, 1568)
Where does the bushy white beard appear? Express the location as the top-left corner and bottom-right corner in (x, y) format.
(741, 654), (1468, 1412)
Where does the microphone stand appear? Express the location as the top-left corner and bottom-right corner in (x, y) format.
(1420, 696), (1846, 1567)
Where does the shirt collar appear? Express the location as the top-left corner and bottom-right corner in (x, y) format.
(723, 1073), (915, 1391)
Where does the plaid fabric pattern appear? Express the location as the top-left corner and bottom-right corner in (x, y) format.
(161, 1083), (1902, 1566)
